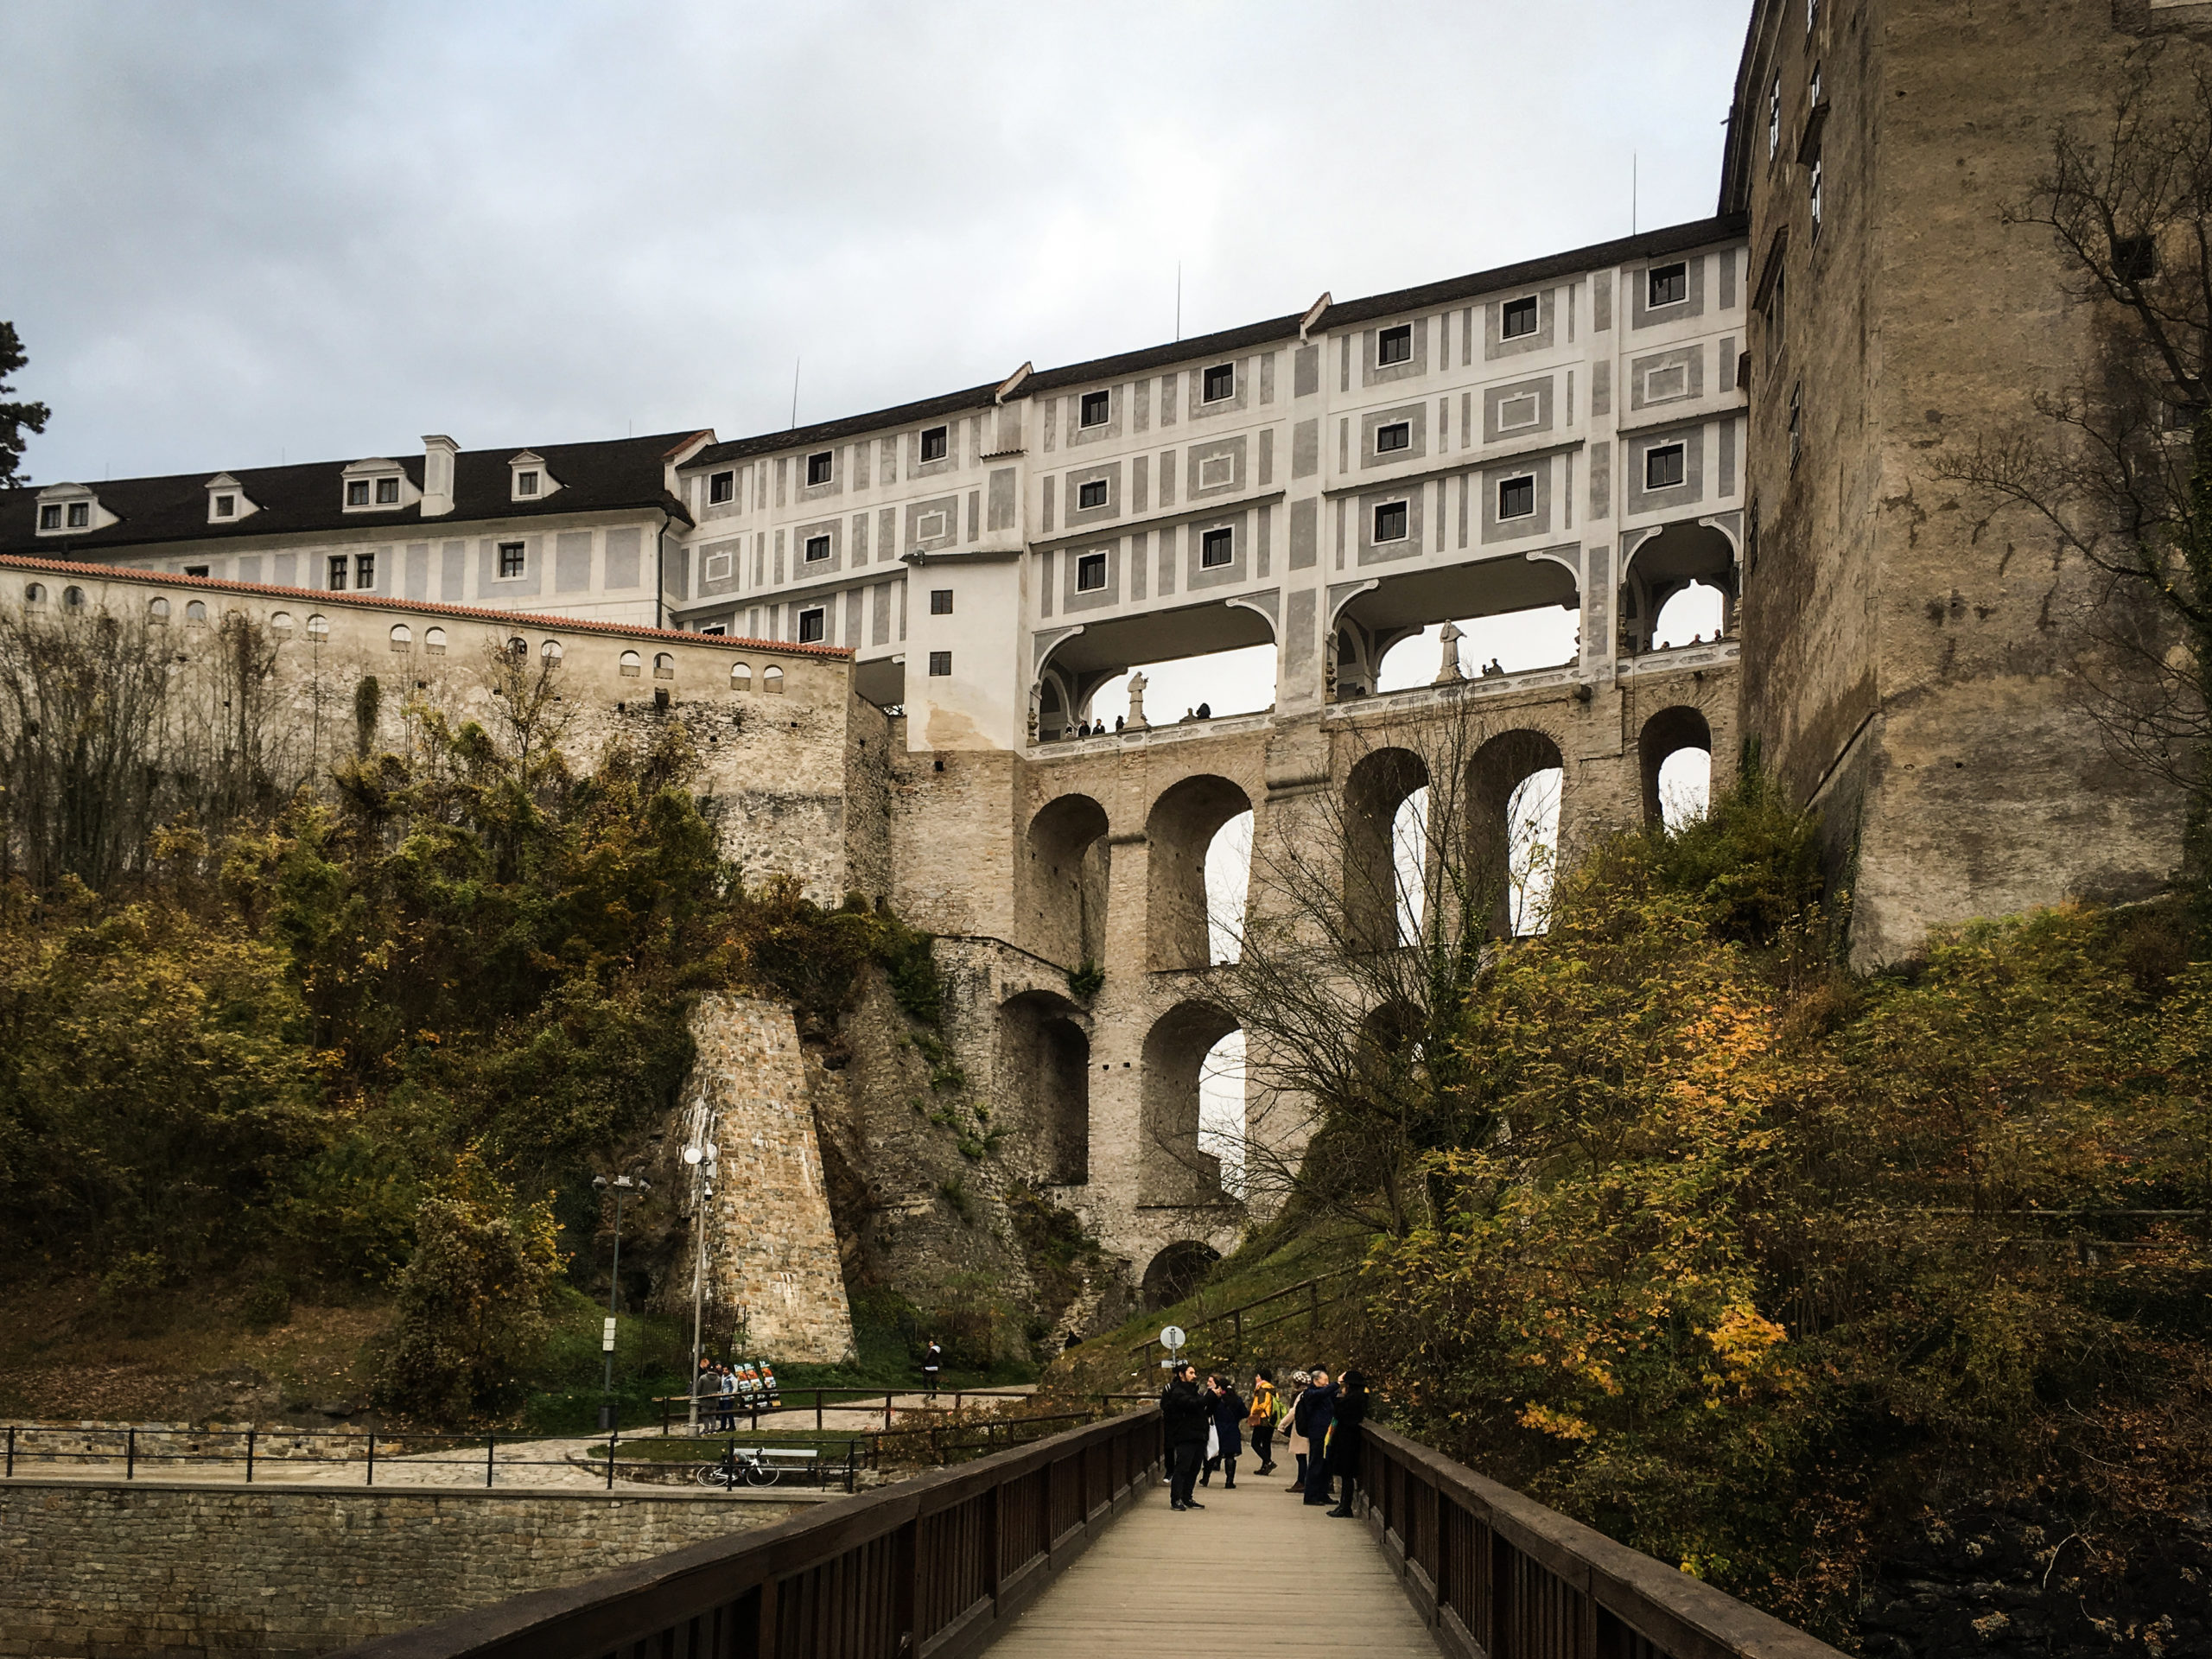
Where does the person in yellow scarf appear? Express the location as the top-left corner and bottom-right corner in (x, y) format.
(1245, 1370), (1279, 1476)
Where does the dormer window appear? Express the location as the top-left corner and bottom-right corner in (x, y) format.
(515, 471), (539, 497)
(38, 505), (60, 531)
(507, 452), (557, 503)
(214, 494), (236, 518)
(35, 486), (104, 536)
(203, 474), (256, 524)
(67, 503), (88, 527)
(347, 480), (371, 506)
(342, 460), (409, 512)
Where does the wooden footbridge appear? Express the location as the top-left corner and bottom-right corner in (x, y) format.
(339, 1407), (1845, 1659)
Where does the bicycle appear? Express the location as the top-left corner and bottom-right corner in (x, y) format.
(696, 1442), (781, 1488)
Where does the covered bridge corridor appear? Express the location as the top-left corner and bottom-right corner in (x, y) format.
(340, 1407), (1846, 1659)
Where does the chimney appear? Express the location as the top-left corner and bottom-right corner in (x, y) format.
(421, 435), (458, 517)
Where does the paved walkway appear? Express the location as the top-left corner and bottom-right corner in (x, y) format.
(986, 1471), (1440, 1657)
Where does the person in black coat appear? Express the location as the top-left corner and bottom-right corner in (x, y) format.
(1297, 1367), (1338, 1506)
(1160, 1363), (1210, 1510)
(1325, 1369), (1369, 1517)
(1200, 1375), (1246, 1489)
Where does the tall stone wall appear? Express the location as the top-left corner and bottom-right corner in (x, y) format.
(0, 1478), (811, 1657)
(680, 995), (857, 1363)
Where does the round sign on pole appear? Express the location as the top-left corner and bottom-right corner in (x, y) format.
(1160, 1325), (1185, 1351)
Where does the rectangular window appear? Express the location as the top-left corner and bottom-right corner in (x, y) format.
(1376, 422), (1411, 454)
(1372, 501), (1408, 543)
(1199, 527), (1234, 568)
(1077, 478), (1109, 510)
(1377, 324), (1413, 365)
(920, 424), (949, 461)
(1644, 444), (1686, 490)
(928, 650), (952, 676)
(2114, 235), (2158, 282)
(37, 504), (60, 530)
(1809, 155), (1824, 240)
(1767, 274), (1786, 361)
(806, 451), (834, 486)
(183, 564), (209, 578)
(1769, 76), (1781, 159)
(798, 607), (826, 643)
(346, 480), (371, 506)
(930, 588), (953, 614)
(354, 552), (376, 589)
(804, 533), (831, 563)
(698, 624), (727, 636)
(65, 501), (89, 528)
(375, 476), (400, 504)
(1648, 263), (1688, 308)
(1203, 362), (1235, 401)
(1807, 0), (1817, 29)
(328, 555), (349, 591)
(1079, 390), (1111, 428)
(1789, 384), (1803, 472)
(499, 541), (526, 578)
(515, 471), (538, 497)
(709, 471), (734, 503)
(1502, 296), (1538, 340)
(1498, 475), (1536, 519)
(1077, 551), (1109, 590)
(214, 494), (236, 518)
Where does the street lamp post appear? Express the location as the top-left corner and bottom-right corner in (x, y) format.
(593, 1173), (647, 1433)
(682, 1133), (719, 1434)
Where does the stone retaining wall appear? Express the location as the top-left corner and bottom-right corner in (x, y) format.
(0, 1478), (818, 1657)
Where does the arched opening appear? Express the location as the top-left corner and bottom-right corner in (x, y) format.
(1651, 581), (1726, 648)
(1199, 1028), (1247, 1198)
(1141, 1000), (1240, 1205)
(1031, 593), (1279, 743)
(1344, 747), (1431, 951)
(1468, 730), (1565, 938)
(1374, 606), (1581, 689)
(1206, 810), (1254, 965)
(1141, 1241), (1221, 1312)
(732, 661), (753, 690)
(1022, 793), (1110, 969)
(1640, 705), (1714, 830)
(998, 991), (1090, 1185)
(1146, 774), (1254, 972)
(1621, 522), (1736, 655)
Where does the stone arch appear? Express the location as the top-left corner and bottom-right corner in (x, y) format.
(1141, 999), (1240, 1205)
(998, 990), (1090, 1185)
(1141, 1240), (1221, 1312)
(1021, 793), (1110, 969)
(1344, 747), (1430, 951)
(1620, 521), (1738, 653)
(1467, 728), (1566, 937)
(1146, 773), (1254, 971)
(1639, 705), (1713, 825)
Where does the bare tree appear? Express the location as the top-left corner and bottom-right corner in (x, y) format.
(1936, 56), (2212, 874)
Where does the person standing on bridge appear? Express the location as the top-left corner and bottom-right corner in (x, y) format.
(1201, 1374), (1245, 1490)
(1247, 1370), (1278, 1476)
(1324, 1370), (1368, 1519)
(1297, 1367), (1338, 1507)
(1281, 1370), (1311, 1492)
(1162, 1362), (1210, 1510)
(923, 1337), (943, 1400)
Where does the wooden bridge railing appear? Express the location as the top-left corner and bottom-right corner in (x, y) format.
(1363, 1424), (1847, 1659)
(333, 1404), (1162, 1659)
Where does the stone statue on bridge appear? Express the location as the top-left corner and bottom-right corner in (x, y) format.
(1126, 671), (1150, 729)
(1434, 620), (1465, 683)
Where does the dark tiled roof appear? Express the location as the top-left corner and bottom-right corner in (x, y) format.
(682, 385), (1001, 472)
(1018, 312), (1308, 393)
(0, 430), (709, 557)
(0, 551), (853, 658)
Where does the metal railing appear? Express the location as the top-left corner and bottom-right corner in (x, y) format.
(1124, 1266), (1358, 1363)
(332, 1402), (1162, 1659)
(1362, 1423), (1846, 1659)
(652, 1386), (1044, 1435)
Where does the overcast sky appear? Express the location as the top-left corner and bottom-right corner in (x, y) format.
(3, 1), (1751, 486)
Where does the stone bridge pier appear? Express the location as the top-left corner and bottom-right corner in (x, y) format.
(895, 645), (1737, 1317)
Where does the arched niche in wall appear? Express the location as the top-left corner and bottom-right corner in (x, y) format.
(1465, 728), (1567, 938)
(1145, 773), (1253, 973)
(1343, 746), (1431, 953)
(997, 989), (1091, 1186)
(1020, 793), (1111, 970)
(1139, 999), (1240, 1206)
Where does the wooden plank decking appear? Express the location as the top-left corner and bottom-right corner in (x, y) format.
(984, 1471), (1440, 1656)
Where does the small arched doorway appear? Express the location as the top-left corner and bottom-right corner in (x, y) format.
(1141, 1241), (1222, 1312)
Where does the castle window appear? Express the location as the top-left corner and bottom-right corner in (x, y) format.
(306, 613), (329, 639)
(327, 556), (348, 592)
(798, 607), (826, 643)
(23, 582), (42, 602)
(1766, 274), (1786, 360)
(930, 588), (953, 614)
(270, 611), (293, 635)
(67, 502), (88, 527)
(149, 597), (170, 622)
(1807, 0), (1817, 30)
(1769, 76), (1781, 159)
(390, 624), (412, 651)
(1502, 296), (1538, 340)
(184, 565), (208, 577)
(1200, 527), (1234, 568)
(1789, 382), (1803, 473)
(620, 649), (642, 676)
(1077, 478), (1108, 510)
(709, 470), (735, 503)
(1203, 362), (1236, 402)
(1809, 155), (1824, 241)
(1645, 443), (1686, 490)
(806, 450), (834, 486)
(515, 470), (539, 497)
(541, 639), (563, 661)
(921, 425), (949, 461)
(1077, 551), (1108, 591)
(1079, 390), (1111, 428)
(213, 493), (236, 518)
(1376, 422), (1411, 454)
(376, 477), (400, 504)
(654, 652), (676, 679)
(928, 651), (952, 676)
(37, 505), (59, 530)
(424, 626), (446, 653)
(764, 664), (785, 692)
(2114, 236), (2158, 282)
(1498, 475), (1536, 520)
(732, 661), (753, 690)
(1377, 324), (1413, 365)
(499, 542), (526, 578)
(804, 533), (830, 563)
(698, 624), (725, 636)
(63, 585), (84, 607)
(346, 480), (371, 506)
(354, 552), (375, 590)
(185, 600), (207, 624)
(1373, 501), (1408, 543)
(1648, 264), (1688, 308)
